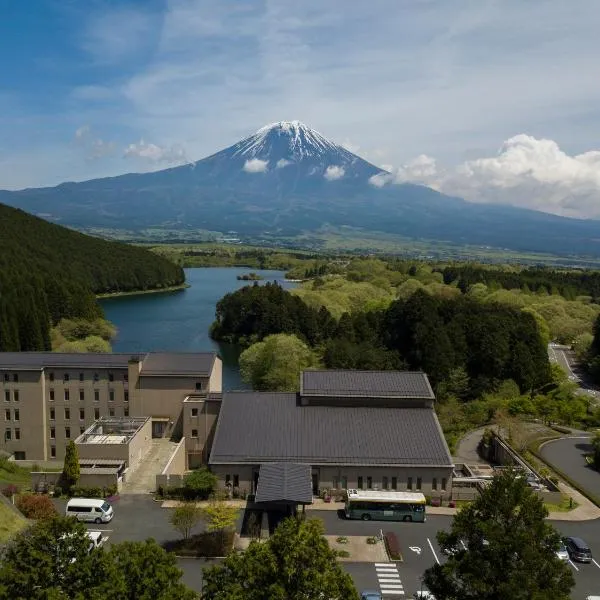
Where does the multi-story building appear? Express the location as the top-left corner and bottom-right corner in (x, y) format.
(0, 352), (221, 464)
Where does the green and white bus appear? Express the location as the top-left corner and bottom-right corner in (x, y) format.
(344, 490), (427, 522)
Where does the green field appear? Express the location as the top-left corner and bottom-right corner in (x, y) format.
(0, 500), (27, 543)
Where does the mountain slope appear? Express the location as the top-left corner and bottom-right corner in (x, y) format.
(1, 121), (600, 256)
(0, 202), (185, 351)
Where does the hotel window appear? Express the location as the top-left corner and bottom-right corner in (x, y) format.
(367, 476), (373, 490)
(51, 446), (56, 458)
(108, 373), (114, 382)
(4, 428), (11, 441)
(65, 427), (71, 439)
(14, 409), (19, 422)
(13, 390), (19, 402)
(79, 409), (85, 421)
(391, 477), (397, 490)
(195, 382), (203, 391)
(382, 476), (389, 490)
(4, 391), (9, 402)
(124, 391), (129, 402)
(93, 373), (99, 382)
(124, 406), (129, 417)
(15, 428), (20, 440)
(432, 478), (437, 491)
(191, 429), (198, 438)
(49, 372), (54, 382)
(109, 390), (115, 402)
(64, 389), (70, 401)
(3, 374), (8, 382)
(63, 373), (69, 382)
(109, 407), (115, 417)
(79, 372), (84, 382)
(341, 476), (348, 489)
(94, 408), (100, 420)
(64, 408), (70, 420)
(442, 478), (447, 491)
(49, 389), (55, 401)
(79, 389), (85, 401)
(233, 474), (239, 488)
(357, 476), (364, 490)
(416, 477), (422, 491)
(407, 477), (413, 490)
(13, 374), (18, 383)
(94, 390), (99, 402)
(191, 408), (198, 417)
(14, 451), (25, 460)
(50, 428), (55, 439)
(123, 373), (128, 382)
(50, 408), (55, 421)
(5, 409), (10, 421)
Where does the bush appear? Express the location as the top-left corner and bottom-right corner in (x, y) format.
(182, 469), (217, 500)
(366, 536), (378, 544)
(336, 550), (351, 558)
(16, 494), (58, 520)
(431, 497), (441, 507)
(336, 536), (348, 544)
(2, 484), (20, 497)
(162, 530), (235, 557)
(384, 531), (402, 561)
(70, 485), (117, 498)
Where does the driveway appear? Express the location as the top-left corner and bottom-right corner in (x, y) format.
(540, 437), (600, 498)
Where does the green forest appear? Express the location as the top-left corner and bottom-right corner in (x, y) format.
(0, 203), (185, 352)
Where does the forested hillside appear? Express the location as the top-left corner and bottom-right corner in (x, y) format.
(0, 203), (185, 351)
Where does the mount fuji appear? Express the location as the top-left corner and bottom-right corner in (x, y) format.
(2, 120), (600, 256)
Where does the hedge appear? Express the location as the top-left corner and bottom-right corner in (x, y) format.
(384, 531), (402, 561)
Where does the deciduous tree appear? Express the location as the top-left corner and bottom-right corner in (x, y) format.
(201, 517), (358, 600)
(423, 469), (574, 600)
(170, 503), (202, 540)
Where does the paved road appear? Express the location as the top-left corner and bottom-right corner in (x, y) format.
(56, 496), (600, 599)
(549, 343), (600, 400)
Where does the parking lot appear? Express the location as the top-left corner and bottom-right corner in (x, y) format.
(54, 496), (600, 599)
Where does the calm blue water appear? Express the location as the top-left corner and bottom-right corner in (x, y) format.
(99, 268), (297, 390)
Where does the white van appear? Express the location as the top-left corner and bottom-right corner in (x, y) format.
(65, 498), (113, 523)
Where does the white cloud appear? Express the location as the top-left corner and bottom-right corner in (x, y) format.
(373, 135), (600, 219)
(75, 125), (90, 140)
(323, 165), (345, 181)
(276, 158), (292, 169)
(124, 140), (190, 164)
(73, 126), (116, 160)
(243, 158), (269, 173)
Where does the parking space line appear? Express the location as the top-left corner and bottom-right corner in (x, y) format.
(427, 538), (440, 565)
(593, 559), (600, 570)
(569, 560), (579, 572)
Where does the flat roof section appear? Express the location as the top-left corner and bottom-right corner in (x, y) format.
(301, 370), (435, 399)
(210, 392), (453, 467)
(77, 417), (148, 445)
(140, 352), (216, 377)
(0, 352), (134, 370)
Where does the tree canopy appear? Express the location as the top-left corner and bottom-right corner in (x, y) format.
(423, 469), (574, 600)
(201, 517), (358, 600)
(0, 517), (197, 600)
(0, 202), (184, 351)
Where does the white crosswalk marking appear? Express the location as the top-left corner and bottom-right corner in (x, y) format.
(375, 563), (404, 597)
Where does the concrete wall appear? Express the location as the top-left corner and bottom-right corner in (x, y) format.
(156, 473), (185, 489)
(127, 418), (152, 470)
(183, 397), (221, 464)
(162, 438), (187, 476)
(211, 464), (454, 499)
(209, 358), (223, 393)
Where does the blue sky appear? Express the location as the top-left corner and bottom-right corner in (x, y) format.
(1, 0), (600, 217)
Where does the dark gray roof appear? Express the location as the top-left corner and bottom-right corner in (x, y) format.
(210, 392), (453, 466)
(139, 353), (216, 376)
(0, 352), (133, 370)
(301, 370), (434, 399)
(255, 463), (312, 504)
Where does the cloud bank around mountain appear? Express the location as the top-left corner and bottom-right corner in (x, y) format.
(371, 135), (600, 219)
(324, 165), (345, 181)
(124, 140), (190, 164)
(243, 158), (269, 173)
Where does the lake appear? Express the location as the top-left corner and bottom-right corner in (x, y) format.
(99, 268), (297, 390)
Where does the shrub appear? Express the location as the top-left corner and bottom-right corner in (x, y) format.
(2, 484), (20, 497)
(384, 531), (402, 561)
(16, 494), (58, 520)
(183, 468), (217, 500)
(366, 536), (378, 544)
(336, 536), (348, 544)
(336, 550), (350, 558)
(70, 485), (116, 498)
(162, 530), (235, 557)
(431, 497), (441, 507)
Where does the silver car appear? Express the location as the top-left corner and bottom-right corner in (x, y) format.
(556, 542), (569, 562)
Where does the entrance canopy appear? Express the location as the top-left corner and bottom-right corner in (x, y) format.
(255, 463), (312, 504)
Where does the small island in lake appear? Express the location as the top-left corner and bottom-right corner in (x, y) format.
(237, 272), (263, 281)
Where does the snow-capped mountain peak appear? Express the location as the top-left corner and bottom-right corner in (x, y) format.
(231, 120), (350, 162)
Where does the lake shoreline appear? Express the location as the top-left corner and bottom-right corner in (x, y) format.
(96, 283), (190, 299)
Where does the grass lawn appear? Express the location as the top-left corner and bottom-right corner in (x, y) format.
(0, 460), (33, 491)
(544, 496), (578, 513)
(0, 500), (27, 543)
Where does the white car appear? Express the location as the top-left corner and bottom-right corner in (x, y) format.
(556, 542), (569, 562)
